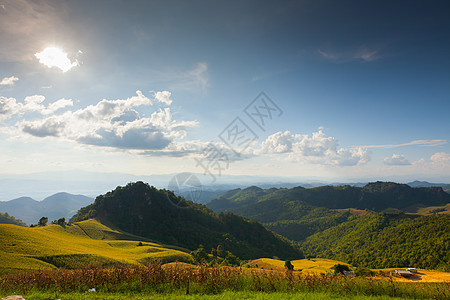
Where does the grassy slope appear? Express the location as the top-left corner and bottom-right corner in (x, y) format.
(246, 258), (351, 274)
(408, 203), (450, 215)
(4, 291), (414, 300)
(245, 258), (450, 282)
(0, 219), (191, 274)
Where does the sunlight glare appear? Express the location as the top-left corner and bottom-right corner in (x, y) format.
(35, 47), (79, 72)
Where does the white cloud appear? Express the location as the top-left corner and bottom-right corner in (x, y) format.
(154, 91), (173, 105)
(35, 47), (79, 72)
(46, 98), (73, 113)
(0, 76), (19, 86)
(23, 95), (46, 111)
(259, 131), (299, 153)
(2, 95), (74, 115)
(21, 116), (65, 137)
(259, 130), (370, 166)
(8, 91), (199, 153)
(0, 96), (22, 120)
(430, 152), (450, 165)
(383, 154), (411, 166)
(364, 139), (447, 149)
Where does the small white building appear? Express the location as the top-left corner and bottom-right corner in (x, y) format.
(393, 270), (413, 277)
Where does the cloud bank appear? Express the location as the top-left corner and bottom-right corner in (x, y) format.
(384, 154), (411, 166)
(258, 130), (370, 166)
(1, 91), (199, 152)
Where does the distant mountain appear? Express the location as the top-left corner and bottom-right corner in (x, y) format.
(71, 182), (302, 260)
(407, 180), (447, 187)
(206, 182), (450, 242)
(207, 182), (450, 219)
(0, 212), (27, 226)
(0, 193), (93, 225)
(407, 181), (450, 193)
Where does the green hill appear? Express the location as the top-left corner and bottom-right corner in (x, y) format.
(71, 182), (302, 260)
(301, 213), (450, 271)
(0, 219), (191, 274)
(207, 182), (450, 217)
(0, 212), (26, 226)
(206, 182), (450, 241)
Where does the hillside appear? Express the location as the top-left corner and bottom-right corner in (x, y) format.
(0, 193), (94, 225)
(246, 258), (351, 274)
(71, 182), (302, 260)
(206, 182), (450, 241)
(301, 213), (450, 271)
(207, 182), (450, 217)
(0, 219), (191, 274)
(0, 212), (26, 226)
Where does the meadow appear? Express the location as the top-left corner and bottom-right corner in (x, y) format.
(0, 263), (448, 299)
(1, 220), (449, 299)
(0, 220), (191, 274)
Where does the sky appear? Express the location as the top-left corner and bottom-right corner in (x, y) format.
(1, 0), (450, 187)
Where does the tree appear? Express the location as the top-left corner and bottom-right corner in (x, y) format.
(333, 264), (350, 275)
(38, 217), (48, 226)
(285, 260), (294, 271)
(190, 245), (208, 264)
(57, 217), (66, 226)
(224, 252), (240, 266)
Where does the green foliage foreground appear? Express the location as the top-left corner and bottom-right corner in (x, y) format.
(3, 291), (425, 299)
(0, 264), (448, 299)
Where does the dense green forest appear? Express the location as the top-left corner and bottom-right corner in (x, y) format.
(301, 213), (450, 271)
(71, 182), (302, 260)
(69, 181), (450, 270)
(207, 182), (450, 241)
(0, 212), (27, 226)
(207, 182), (450, 217)
(206, 182), (450, 270)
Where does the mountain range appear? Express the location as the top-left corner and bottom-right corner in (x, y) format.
(0, 192), (93, 225)
(205, 181), (450, 270)
(207, 182), (450, 218)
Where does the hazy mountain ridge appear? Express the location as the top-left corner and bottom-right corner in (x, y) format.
(0, 192), (94, 225)
(207, 182), (450, 219)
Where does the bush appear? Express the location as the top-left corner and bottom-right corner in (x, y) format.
(284, 260), (294, 271)
(332, 264), (350, 275)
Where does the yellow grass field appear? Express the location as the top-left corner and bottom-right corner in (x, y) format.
(245, 258), (351, 274)
(0, 219), (192, 274)
(376, 268), (450, 283)
(245, 258), (450, 282)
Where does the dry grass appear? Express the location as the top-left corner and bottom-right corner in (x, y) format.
(0, 220), (191, 273)
(0, 263), (448, 299)
(376, 268), (450, 283)
(246, 258), (351, 274)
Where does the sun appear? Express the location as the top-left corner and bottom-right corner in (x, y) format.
(35, 46), (79, 72)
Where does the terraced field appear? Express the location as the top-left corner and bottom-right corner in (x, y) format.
(0, 219), (192, 274)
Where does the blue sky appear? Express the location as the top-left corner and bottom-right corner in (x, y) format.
(0, 0), (449, 184)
